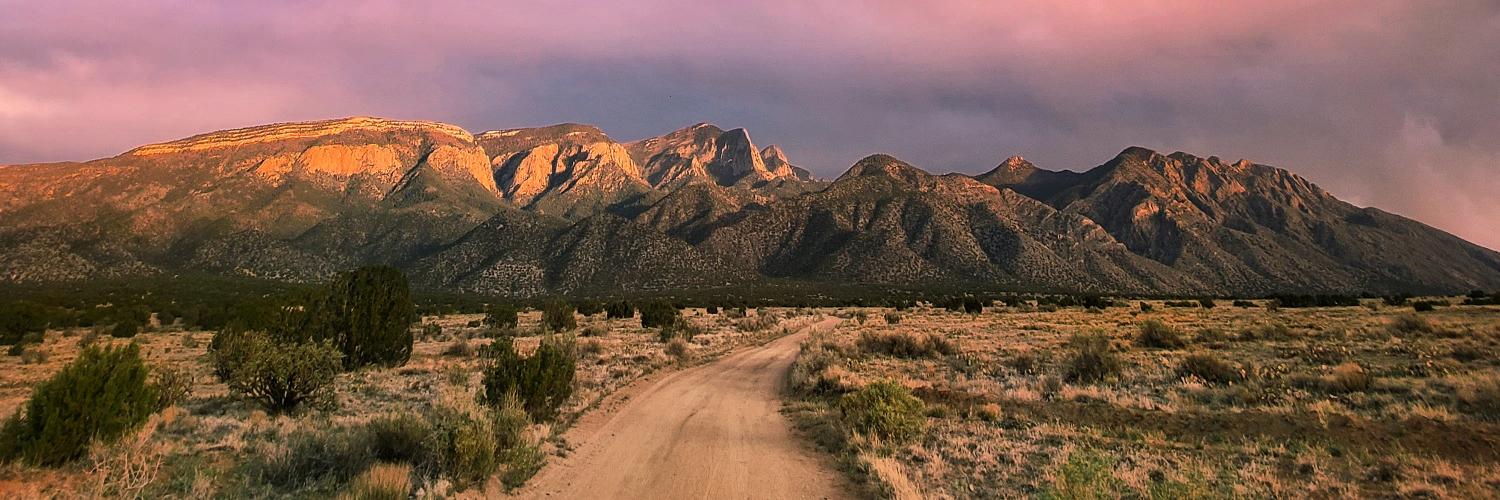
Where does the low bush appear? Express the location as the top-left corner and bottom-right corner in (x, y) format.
(1138, 302), (1154, 312)
(364, 414), (431, 464)
(1198, 298), (1216, 308)
(1324, 362), (1371, 393)
(425, 400), (499, 490)
(220, 331), (343, 413)
(111, 318), (142, 338)
(254, 425), (374, 489)
(0, 344), (159, 466)
(639, 301), (679, 328)
(444, 338), (474, 357)
(883, 312), (902, 324)
(152, 365), (194, 410)
(665, 338), (690, 360)
(735, 314), (778, 332)
(1176, 353), (1241, 384)
(1388, 313), (1433, 336)
(1412, 301), (1441, 312)
(837, 381), (927, 445)
(660, 320), (705, 342)
(485, 304), (519, 328)
(542, 301), (577, 332)
(857, 331), (956, 358)
(580, 325), (607, 337)
(1232, 300), (1256, 308)
(481, 336), (576, 422)
(1065, 332), (1120, 383)
(1457, 375), (1500, 421)
(1134, 319), (1186, 349)
(787, 333), (850, 395)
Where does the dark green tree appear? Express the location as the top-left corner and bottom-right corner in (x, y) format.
(485, 303), (519, 328)
(639, 301), (679, 328)
(284, 266), (416, 369)
(605, 301), (634, 319)
(542, 301), (577, 332)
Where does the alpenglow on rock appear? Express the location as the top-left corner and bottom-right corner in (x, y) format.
(2, 116), (1497, 296)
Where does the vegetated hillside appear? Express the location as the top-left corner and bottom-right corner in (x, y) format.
(979, 147), (1500, 294)
(2, 116), (1497, 296)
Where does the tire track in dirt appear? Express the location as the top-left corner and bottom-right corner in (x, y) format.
(518, 317), (851, 499)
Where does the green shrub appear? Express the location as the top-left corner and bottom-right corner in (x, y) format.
(883, 312), (903, 324)
(111, 318), (142, 338)
(485, 304), (519, 328)
(962, 297), (984, 314)
(605, 301), (634, 319)
(837, 381), (927, 444)
(542, 301), (577, 332)
(489, 391), (544, 488)
(425, 402), (499, 489)
(0, 301), (53, 345)
(1065, 332), (1120, 383)
(1176, 353), (1241, 384)
(1134, 319), (1186, 349)
(364, 414), (432, 464)
(254, 425), (374, 489)
(639, 301), (679, 328)
(223, 331), (342, 413)
(1138, 302), (1154, 312)
(0, 344), (159, 466)
(482, 336), (576, 422)
(857, 331), (956, 358)
(1042, 450), (1123, 499)
(1198, 298), (1216, 308)
(706, 305), (719, 315)
(1232, 300), (1256, 308)
(287, 266), (416, 369)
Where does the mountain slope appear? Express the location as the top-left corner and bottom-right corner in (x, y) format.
(991, 147), (1500, 293)
(3, 116), (1496, 296)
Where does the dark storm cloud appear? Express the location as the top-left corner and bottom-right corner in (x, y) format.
(1, 0), (1496, 248)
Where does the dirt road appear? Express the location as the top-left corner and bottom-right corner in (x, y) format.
(519, 317), (851, 499)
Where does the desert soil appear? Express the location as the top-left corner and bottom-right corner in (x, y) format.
(519, 317), (851, 499)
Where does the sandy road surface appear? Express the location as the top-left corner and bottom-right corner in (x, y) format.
(519, 317), (851, 499)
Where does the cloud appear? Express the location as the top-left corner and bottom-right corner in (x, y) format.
(1, 0), (1496, 249)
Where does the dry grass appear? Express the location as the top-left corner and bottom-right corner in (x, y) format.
(784, 299), (1500, 498)
(340, 463), (411, 500)
(0, 308), (809, 496)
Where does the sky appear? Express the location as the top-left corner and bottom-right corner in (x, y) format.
(1, 0), (1497, 249)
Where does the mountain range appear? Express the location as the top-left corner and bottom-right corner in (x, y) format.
(2, 116), (1497, 296)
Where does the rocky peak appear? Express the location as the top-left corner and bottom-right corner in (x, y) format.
(128, 116), (475, 157)
(837, 154), (932, 184)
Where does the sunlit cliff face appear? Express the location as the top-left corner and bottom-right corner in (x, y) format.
(1, 0), (1497, 249)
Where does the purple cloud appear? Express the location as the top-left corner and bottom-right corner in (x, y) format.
(1, 0), (1497, 249)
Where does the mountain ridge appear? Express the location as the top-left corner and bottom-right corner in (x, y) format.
(3, 116), (1496, 296)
